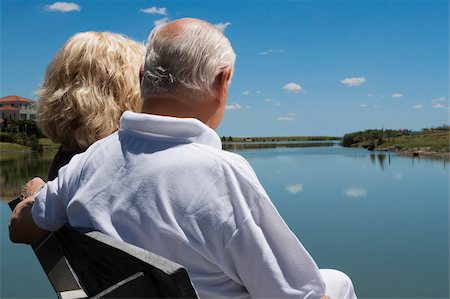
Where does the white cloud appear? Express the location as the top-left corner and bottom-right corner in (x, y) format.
(286, 184), (303, 195)
(265, 98), (281, 106)
(367, 94), (385, 98)
(413, 105), (423, 109)
(373, 105), (379, 109)
(343, 187), (367, 198)
(340, 77), (366, 86)
(45, 2), (80, 12)
(258, 49), (286, 55)
(287, 113), (297, 117)
(360, 104), (368, 108)
(140, 6), (167, 15)
(214, 22), (231, 32)
(225, 103), (242, 110)
(278, 115), (295, 121)
(432, 97), (446, 102)
(256, 91), (262, 94)
(432, 103), (445, 109)
(242, 91), (250, 95)
(432, 97), (447, 108)
(154, 18), (169, 26)
(392, 93), (403, 98)
(283, 82), (303, 93)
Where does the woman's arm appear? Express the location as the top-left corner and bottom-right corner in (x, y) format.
(9, 178), (49, 245)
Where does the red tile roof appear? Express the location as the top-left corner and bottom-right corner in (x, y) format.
(0, 95), (33, 103)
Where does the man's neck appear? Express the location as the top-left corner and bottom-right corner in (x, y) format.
(141, 95), (196, 119)
(141, 94), (221, 129)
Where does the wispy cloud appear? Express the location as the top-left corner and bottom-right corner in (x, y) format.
(413, 104), (423, 109)
(154, 18), (169, 26)
(367, 94), (385, 98)
(432, 97), (446, 102)
(278, 113), (296, 121)
(214, 22), (231, 32)
(283, 82), (303, 93)
(360, 104), (368, 108)
(140, 6), (167, 15)
(258, 49), (286, 55)
(45, 2), (80, 12)
(341, 77), (366, 87)
(391, 93), (403, 98)
(343, 187), (367, 198)
(226, 103), (242, 110)
(242, 91), (250, 96)
(256, 91), (262, 95)
(432, 103), (445, 109)
(265, 98), (281, 106)
(285, 184), (303, 195)
(432, 97), (447, 109)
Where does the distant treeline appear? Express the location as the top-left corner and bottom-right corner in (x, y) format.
(0, 119), (45, 151)
(342, 125), (450, 148)
(221, 136), (341, 143)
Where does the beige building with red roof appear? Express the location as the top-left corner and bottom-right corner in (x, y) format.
(0, 95), (37, 122)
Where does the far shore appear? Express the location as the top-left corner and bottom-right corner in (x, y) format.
(1, 135), (449, 160)
(378, 147), (450, 160)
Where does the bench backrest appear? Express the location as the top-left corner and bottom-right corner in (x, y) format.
(9, 199), (198, 299)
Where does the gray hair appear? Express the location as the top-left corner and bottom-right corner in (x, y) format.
(141, 20), (236, 101)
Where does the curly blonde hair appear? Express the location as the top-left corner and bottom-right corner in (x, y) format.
(37, 31), (145, 150)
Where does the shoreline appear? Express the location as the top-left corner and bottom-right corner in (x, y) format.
(360, 145), (450, 160)
(392, 149), (450, 160)
(1, 142), (449, 160)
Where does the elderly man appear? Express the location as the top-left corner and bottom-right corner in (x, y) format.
(10, 18), (356, 298)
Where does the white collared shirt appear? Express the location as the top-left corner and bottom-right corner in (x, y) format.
(33, 111), (326, 298)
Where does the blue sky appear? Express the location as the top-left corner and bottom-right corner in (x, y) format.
(1, 0), (448, 137)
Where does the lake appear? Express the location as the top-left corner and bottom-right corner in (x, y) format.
(1, 144), (449, 299)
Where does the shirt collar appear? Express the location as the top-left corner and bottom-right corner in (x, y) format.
(119, 111), (222, 149)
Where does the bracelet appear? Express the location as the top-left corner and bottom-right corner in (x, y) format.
(20, 184), (44, 199)
(23, 192), (36, 198)
(21, 192), (37, 199)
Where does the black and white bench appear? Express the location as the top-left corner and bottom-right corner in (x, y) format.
(8, 199), (198, 299)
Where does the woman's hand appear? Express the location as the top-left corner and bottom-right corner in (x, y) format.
(20, 177), (45, 200)
(10, 177), (49, 245)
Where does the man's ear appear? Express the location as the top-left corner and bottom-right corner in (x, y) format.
(214, 67), (232, 104)
(139, 65), (145, 84)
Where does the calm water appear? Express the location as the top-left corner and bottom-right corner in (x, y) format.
(1, 145), (449, 298)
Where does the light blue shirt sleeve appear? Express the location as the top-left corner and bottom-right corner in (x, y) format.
(31, 178), (68, 231)
(31, 152), (85, 231)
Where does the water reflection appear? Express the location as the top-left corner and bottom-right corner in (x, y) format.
(234, 145), (449, 298)
(0, 151), (55, 201)
(368, 153), (448, 171)
(370, 153), (388, 171)
(1, 146), (449, 299)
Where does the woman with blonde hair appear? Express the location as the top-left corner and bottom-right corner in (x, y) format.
(37, 31), (145, 180)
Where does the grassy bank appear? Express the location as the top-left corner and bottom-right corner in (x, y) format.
(344, 129), (449, 159)
(377, 131), (449, 152)
(0, 138), (59, 152)
(0, 142), (31, 152)
(38, 138), (60, 150)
